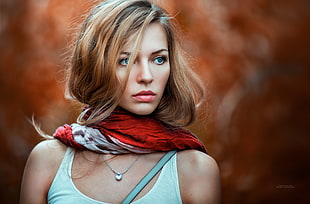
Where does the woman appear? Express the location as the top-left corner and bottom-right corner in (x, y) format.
(20, 0), (221, 203)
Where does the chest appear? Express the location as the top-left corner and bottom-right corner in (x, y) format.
(69, 152), (172, 203)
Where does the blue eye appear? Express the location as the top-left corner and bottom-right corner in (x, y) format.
(119, 58), (129, 66)
(153, 56), (167, 65)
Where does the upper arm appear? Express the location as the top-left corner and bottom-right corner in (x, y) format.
(178, 150), (221, 204)
(20, 139), (66, 204)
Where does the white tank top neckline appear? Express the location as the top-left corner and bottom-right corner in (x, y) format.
(48, 147), (182, 204)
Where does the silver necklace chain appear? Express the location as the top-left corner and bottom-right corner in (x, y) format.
(103, 155), (140, 181)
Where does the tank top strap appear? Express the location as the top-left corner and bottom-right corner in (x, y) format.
(49, 147), (75, 190)
(65, 147), (75, 177)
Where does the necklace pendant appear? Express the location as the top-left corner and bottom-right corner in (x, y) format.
(115, 173), (122, 181)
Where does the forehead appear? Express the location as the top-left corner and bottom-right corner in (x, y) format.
(121, 23), (168, 53)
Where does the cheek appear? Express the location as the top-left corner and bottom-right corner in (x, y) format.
(116, 69), (129, 89)
(160, 69), (170, 88)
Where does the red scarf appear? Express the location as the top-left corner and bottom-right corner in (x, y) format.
(53, 109), (207, 154)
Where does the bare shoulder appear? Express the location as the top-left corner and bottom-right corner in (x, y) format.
(30, 139), (67, 159)
(20, 139), (67, 204)
(25, 139), (67, 181)
(177, 150), (219, 177)
(177, 150), (221, 204)
(27, 139), (67, 171)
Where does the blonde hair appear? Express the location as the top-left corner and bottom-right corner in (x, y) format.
(68, 0), (204, 126)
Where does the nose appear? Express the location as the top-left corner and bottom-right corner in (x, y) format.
(137, 61), (153, 84)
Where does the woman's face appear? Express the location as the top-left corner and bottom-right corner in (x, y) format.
(117, 23), (170, 115)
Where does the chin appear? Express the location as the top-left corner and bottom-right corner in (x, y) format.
(122, 104), (157, 116)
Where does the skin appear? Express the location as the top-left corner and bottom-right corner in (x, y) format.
(117, 23), (170, 115)
(20, 23), (221, 204)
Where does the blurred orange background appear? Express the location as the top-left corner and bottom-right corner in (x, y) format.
(1, 0), (309, 203)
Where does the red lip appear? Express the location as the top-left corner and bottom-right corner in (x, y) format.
(133, 90), (156, 102)
(133, 90), (156, 96)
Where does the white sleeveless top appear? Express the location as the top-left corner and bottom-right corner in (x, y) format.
(48, 148), (182, 204)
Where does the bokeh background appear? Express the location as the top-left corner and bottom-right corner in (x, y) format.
(1, 0), (309, 203)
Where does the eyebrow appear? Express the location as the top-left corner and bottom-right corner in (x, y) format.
(120, 48), (168, 56)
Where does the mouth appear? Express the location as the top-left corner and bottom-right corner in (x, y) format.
(132, 90), (156, 102)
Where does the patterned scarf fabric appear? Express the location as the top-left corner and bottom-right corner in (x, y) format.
(53, 109), (207, 154)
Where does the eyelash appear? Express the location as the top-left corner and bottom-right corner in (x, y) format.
(119, 58), (129, 66)
(119, 56), (168, 66)
(153, 56), (167, 65)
